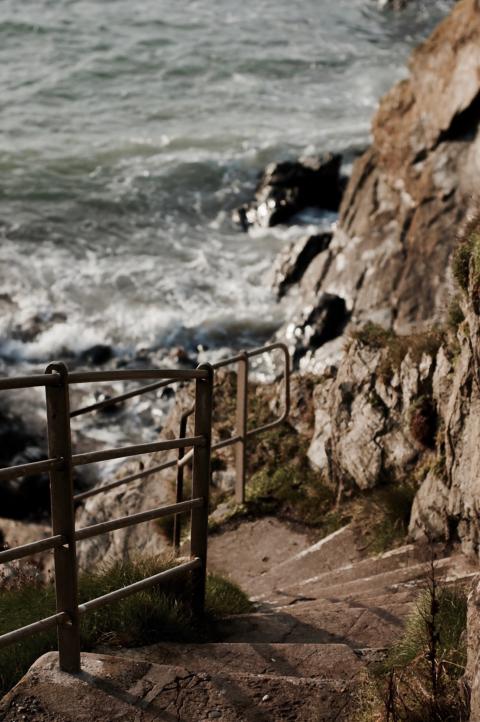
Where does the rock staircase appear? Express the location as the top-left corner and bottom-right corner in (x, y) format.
(1, 520), (477, 722)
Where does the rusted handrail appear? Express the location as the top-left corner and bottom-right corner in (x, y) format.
(0, 361), (214, 678)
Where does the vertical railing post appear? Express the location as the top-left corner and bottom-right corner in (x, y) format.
(45, 362), (81, 674)
(173, 410), (189, 553)
(235, 351), (248, 505)
(190, 363), (213, 616)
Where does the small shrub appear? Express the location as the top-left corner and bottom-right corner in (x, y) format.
(351, 322), (395, 350)
(356, 558), (470, 722)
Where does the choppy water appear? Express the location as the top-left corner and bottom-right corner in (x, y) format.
(0, 0), (453, 365)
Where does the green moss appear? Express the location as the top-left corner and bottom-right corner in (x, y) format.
(447, 296), (465, 331)
(351, 323), (444, 382)
(0, 556), (250, 698)
(452, 222), (480, 294)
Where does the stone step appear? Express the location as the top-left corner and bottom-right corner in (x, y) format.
(101, 641), (364, 680)
(247, 524), (369, 597)
(0, 651), (359, 722)
(266, 553), (476, 604)
(218, 596), (411, 648)
(207, 517), (312, 593)
(252, 540), (445, 601)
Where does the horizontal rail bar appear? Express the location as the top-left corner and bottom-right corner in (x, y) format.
(73, 458), (178, 501)
(71, 436), (205, 467)
(212, 435), (242, 452)
(75, 497), (203, 541)
(210, 342), (289, 370)
(0, 612), (68, 650)
(0, 534), (65, 565)
(0, 374), (61, 391)
(0, 457), (63, 483)
(211, 353), (245, 370)
(68, 369), (207, 385)
(245, 341), (289, 359)
(71, 378), (175, 418)
(247, 418), (284, 438)
(78, 558), (201, 615)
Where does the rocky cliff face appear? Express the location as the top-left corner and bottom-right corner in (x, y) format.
(276, 0), (480, 371)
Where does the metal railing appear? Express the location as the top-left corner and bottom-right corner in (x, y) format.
(0, 362), (213, 674)
(0, 342), (290, 676)
(73, 342), (290, 507)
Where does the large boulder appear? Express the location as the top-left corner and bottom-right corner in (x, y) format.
(234, 154), (344, 230)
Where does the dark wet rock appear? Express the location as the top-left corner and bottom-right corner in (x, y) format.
(0, 409), (57, 521)
(11, 312), (67, 344)
(234, 154), (344, 230)
(161, 386), (176, 401)
(80, 344), (113, 366)
(3, 446), (51, 521)
(290, 293), (350, 367)
(269, 233), (333, 299)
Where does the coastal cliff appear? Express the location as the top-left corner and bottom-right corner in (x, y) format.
(275, 0), (480, 373)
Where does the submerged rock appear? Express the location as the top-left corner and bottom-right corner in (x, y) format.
(234, 153), (344, 230)
(80, 344), (113, 366)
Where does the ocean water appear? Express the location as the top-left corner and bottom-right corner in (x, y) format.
(0, 0), (453, 366)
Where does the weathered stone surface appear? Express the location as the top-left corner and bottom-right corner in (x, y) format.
(110, 642), (363, 680)
(0, 651), (359, 722)
(234, 153), (344, 229)
(306, 339), (434, 490)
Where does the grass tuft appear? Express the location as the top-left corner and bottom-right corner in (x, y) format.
(0, 555), (251, 698)
(383, 586), (467, 674)
(355, 568), (470, 721)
